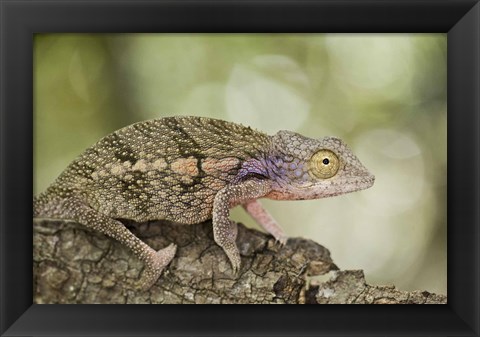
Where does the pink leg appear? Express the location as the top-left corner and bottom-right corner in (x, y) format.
(243, 200), (287, 244)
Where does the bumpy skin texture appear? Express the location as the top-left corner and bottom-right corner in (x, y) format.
(34, 116), (375, 289)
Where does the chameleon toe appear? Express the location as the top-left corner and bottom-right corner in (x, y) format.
(139, 243), (177, 290)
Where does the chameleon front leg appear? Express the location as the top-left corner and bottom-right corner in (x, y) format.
(61, 197), (176, 290)
(242, 199), (287, 245)
(212, 179), (271, 273)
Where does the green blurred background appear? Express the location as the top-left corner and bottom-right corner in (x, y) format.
(34, 34), (447, 294)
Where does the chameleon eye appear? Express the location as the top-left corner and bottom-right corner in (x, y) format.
(310, 149), (340, 179)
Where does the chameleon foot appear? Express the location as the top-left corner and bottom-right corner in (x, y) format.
(222, 241), (241, 275)
(275, 235), (288, 246)
(138, 243), (177, 290)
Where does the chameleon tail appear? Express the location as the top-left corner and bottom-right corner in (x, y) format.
(33, 192), (54, 217)
(33, 187), (71, 218)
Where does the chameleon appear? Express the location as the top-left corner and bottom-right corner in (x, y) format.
(33, 116), (375, 290)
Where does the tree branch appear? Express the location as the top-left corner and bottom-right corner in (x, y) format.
(33, 219), (446, 304)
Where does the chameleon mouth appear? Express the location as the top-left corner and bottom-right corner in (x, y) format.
(344, 174), (375, 191)
(362, 174), (375, 187)
(271, 174), (375, 201)
(311, 174), (375, 199)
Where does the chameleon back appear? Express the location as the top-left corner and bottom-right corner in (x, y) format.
(36, 116), (271, 223)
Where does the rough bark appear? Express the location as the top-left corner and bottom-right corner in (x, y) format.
(33, 219), (447, 304)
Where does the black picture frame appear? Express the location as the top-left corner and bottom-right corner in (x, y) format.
(1, 0), (479, 336)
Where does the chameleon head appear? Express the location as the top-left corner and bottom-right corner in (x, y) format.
(266, 130), (375, 200)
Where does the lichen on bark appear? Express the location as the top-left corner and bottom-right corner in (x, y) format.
(33, 219), (446, 304)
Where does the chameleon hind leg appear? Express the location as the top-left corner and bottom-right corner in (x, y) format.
(60, 197), (176, 290)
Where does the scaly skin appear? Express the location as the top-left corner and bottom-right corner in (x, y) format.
(34, 116), (375, 289)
